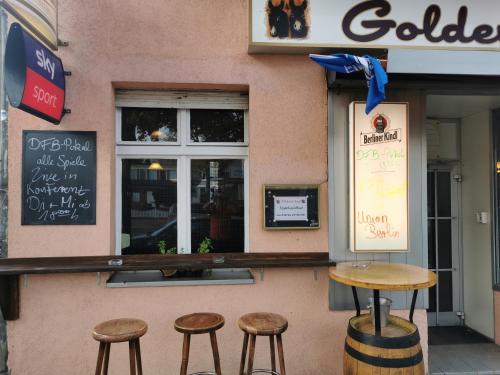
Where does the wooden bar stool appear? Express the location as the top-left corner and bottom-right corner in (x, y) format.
(92, 318), (148, 375)
(238, 312), (288, 375)
(174, 312), (225, 375)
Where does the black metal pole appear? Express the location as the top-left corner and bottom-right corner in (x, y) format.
(409, 290), (418, 323)
(351, 286), (361, 316)
(373, 289), (381, 335)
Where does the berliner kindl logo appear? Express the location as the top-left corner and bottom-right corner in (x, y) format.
(372, 114), (389, 133)
(361, 113), (401, 146)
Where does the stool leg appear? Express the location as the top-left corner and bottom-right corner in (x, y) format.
(129, 340), (137, 375)
(95, 342), (105, 375)
(210, 331), (222, 375)
(135, 339), (143, 375)
(269, 335), (276, 373)
(239, 333), (249, 375)
(247, 334), (256, 375)
(276, 334), (286, 375)
(180, 333), (191, 375)
(103, 343), (110, 375)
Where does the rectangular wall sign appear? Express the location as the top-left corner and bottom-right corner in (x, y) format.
(1, 0), (58, 50)
(22, 131), (96, 225)
(264, 185), (319, 230)
(349, 102), (408, 252)
(250, 0), (500, 52)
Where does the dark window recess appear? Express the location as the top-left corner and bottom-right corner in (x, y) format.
(190, 109), (244, 143)
(121, 159), (177, 255)
(191, 159), (244, 253)
(122, 107), (177, 142)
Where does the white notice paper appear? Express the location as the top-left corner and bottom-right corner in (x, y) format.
(273, 196), (308, 222)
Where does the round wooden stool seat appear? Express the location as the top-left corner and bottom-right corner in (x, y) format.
(175, 312), (225, 334)
(92, 318), (148, 343)
(238, 312), (288, 336)
(175, 313), (225, 375)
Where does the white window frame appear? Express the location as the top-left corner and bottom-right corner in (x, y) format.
(115, 91), (249, 255)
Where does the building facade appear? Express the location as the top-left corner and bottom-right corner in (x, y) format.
(4, 0), (500, 374)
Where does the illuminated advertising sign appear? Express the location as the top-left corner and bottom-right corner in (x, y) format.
(250, 0), (500, 52)
(349, 102), (409, 252)
(4, 22), (65, 124)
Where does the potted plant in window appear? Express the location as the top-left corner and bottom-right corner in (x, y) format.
(158, 237), (214, 278)
(158, 240), (178, 277)
(189, 237), (213, 277)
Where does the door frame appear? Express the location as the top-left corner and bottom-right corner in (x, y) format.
(426, 162), (464, 326)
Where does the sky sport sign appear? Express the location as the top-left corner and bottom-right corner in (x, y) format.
(250, 0), (500, 52)
(4, 23), (65, 125)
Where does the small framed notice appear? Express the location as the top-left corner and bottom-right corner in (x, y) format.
(263, 185), (320, 230)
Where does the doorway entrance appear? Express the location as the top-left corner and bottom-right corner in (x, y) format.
(425, 95), (498, 338)
(426, 164), (462, 326)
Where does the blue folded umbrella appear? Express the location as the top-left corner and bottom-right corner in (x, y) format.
(309, 53), (388, 114)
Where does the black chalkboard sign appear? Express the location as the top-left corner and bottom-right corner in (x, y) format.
(22, 131), (96, 225)
(263, 185), (320, 230)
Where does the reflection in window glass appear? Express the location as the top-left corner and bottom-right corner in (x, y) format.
(190, 109), (244, 143)
(122, 107), (177, 142)
(122, 159), (177, 255)
(191, 160), (244, 252)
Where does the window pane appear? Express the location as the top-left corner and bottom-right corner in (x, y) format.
(438, 219), (452, 269)
(122, 107), (177, 142)
(428, 219), (436, 269)
(191, 159), (244, 252)
(190, 109), (244, 143)
(427, 284), (436, 313)
(122, 159), (177, 255)
(427, 171), (435, 217)
(438, 271), (453, 312)
(437, 172), (451, 217)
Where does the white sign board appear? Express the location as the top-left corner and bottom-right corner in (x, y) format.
(273, 196), (308, 221)
(250, 0), (500, 52)
(1, 0), (58, 50)
(349, 102), (408, 252)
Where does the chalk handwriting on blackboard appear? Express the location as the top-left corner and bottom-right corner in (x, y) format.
(22, 131), (96, 225)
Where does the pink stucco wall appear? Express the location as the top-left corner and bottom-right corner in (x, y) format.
(6, 0), (427, 373)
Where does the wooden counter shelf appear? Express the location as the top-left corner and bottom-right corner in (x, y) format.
(0, 252), (333, 275)
(0, 252), (334, 321)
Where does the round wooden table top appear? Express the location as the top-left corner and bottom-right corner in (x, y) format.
(329, 261), (436, 291)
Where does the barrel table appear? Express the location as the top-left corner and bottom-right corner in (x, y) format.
(329, 262), (436, 375)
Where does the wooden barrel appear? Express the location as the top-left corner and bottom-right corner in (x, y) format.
(344, 314), (424, 375)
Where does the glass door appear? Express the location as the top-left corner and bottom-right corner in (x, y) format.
(427, 167), (463, 326)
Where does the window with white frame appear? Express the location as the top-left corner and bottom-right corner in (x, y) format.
(115, 91), (249, 255)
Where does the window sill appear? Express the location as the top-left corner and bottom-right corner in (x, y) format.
(106, 268), (254, 288)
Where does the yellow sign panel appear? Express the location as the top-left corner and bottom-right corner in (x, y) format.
(349, 102), (409, 252)
(1, 0), (57, 50)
